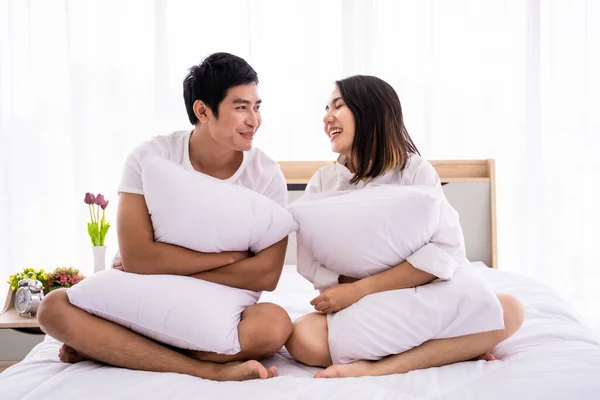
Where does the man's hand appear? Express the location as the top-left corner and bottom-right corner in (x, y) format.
(310, 283), (366, 314)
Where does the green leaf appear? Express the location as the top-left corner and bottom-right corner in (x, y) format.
(87, 222), (96, 245)
(99, 222), (110, 246)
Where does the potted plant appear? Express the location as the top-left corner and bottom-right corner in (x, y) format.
(7, 267), (49, 294)
(45, 267), (85, 292)
(84, 192), (111, 273)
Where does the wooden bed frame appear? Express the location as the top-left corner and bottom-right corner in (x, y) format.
(279, 159), (498, 269)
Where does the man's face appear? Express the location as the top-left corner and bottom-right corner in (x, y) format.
(206, 83), (262, 151)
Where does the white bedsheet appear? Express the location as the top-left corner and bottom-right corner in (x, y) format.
(1, 263), (600, 400)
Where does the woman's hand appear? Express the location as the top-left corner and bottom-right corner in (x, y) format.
(310, 283), (366, 314)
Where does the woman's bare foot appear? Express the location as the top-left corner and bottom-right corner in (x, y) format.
(314, 352), (498, 379)
(314, 360), (376, 378)
(58, 344), (88, 363)
(213, 361), (278, 381)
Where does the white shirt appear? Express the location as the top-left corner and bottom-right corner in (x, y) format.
(118, 129), (288, 207)
(297, 153), (469, 291)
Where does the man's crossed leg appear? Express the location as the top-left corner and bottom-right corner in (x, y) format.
(38, 289), (292, 381)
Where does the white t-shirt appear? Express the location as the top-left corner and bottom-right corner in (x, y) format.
(297, 153), (469, 291)
(118, 129), (288, 207)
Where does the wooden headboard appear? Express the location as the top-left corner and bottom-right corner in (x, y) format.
(279, 160), (498, 269)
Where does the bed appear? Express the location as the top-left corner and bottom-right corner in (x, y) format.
(1, 160), (600, 399)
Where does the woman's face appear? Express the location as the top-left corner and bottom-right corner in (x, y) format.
(323, 87), (355, 160)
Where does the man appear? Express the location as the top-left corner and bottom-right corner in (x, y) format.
(38, 52), (292, 381)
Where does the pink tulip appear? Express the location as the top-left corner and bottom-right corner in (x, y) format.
(94, 194), (105, 206)
(101, 199), (109, 210)
(84, 193), (95, 205)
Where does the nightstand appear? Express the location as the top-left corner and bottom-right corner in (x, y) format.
(0, 289), (44, 373)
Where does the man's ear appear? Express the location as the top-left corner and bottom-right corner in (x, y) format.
(193, 100), (210, 123)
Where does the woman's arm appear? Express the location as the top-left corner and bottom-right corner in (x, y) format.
(403, 160), (468, 280)
(313, 260), (435, 314)
(336, 160), (466, 293)
(313, 159), (468, 313)
(350, 194), (466, 296)
(315, 198), (467, 313)
(355, 260), (435, 296)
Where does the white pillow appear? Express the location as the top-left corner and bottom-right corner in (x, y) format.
(289, 184), (441, 278)
(289, 185), (505, 364)
(141, 153), (298, 253)
(68, 154), (297, 354)
(67, 269), (259, 354)
(327, 266), (505, 364)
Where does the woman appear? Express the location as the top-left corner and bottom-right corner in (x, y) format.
(285, 75), (524, 378)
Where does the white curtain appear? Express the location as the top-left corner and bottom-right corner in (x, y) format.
(1, 0), (599, 332)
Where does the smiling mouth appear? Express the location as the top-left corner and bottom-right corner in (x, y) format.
(329, 128), (342, 140)
(239, 132), (254, 140)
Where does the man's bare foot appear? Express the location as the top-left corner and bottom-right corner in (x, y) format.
(212, 361), (278, 381)
(58, 344), (88, 363)
(59, 343), (278, 381)
(314, 360), (377, 378)
(472, 352), (496, 362)
(267, 366), (279, 378)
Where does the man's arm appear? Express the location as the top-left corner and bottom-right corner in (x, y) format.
(117, 193), (249, 275)
(190, 237), (288, 292)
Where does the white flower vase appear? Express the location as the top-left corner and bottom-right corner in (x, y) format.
(92, 246), (107, 273)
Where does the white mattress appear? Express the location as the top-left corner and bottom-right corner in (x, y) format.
(2, 263), (600, 400)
